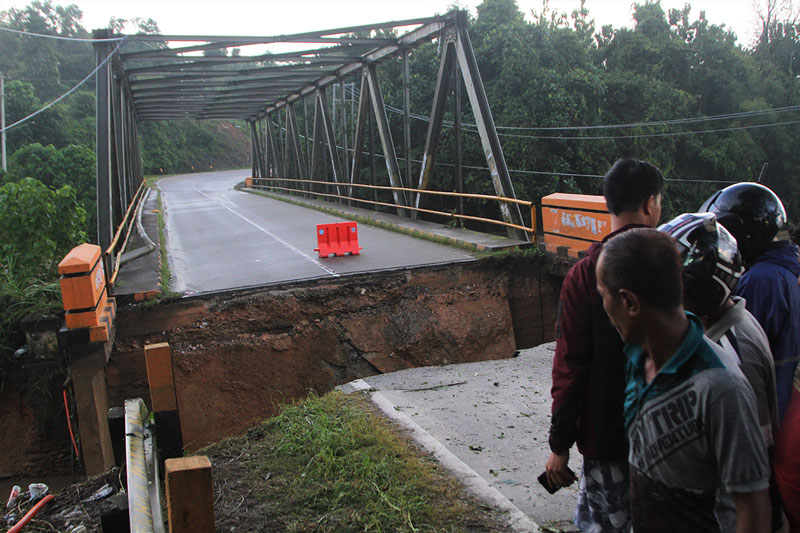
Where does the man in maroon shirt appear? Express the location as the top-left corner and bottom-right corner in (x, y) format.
(545, 158), (664, 532)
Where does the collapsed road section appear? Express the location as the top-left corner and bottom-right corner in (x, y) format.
(108, 255), (566, 451)
(1, 252), (571, 482)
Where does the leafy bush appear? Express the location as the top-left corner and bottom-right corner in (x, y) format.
(0, 177), (87, 278)
(4, 143), (97, 238)
(0, 178), (87, 369)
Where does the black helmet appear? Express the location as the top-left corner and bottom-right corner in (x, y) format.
(699, 182), (787, 265)
(658, 212), (744, 316)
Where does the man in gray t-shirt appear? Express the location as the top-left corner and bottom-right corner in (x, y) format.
(597, 228), (770, 532)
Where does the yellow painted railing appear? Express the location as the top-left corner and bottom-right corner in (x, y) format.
(104, 180), (148, 286)
(251, 177), (538, 236)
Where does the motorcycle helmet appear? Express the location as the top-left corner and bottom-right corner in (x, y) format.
(658, 212), (744, 316)
(699, 182), (787, 266)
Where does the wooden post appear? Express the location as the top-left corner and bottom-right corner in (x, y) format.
(107, 406), (125, 467)
(144, 342), (184, 461)
(70, 347), (115, 475)
(165, 456), (214, 533)
(58, 242), (117, 475)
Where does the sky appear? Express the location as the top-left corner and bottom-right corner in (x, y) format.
(3, 0), (768, 48)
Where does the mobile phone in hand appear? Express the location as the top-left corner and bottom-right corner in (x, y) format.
(538, 468), (575, 494)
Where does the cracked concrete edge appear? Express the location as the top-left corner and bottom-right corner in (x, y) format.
(343, 379), (539, 533)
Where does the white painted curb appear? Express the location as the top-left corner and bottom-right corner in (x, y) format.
(347, 378), (538, 533)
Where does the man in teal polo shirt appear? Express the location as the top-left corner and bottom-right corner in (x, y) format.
(596, 228), (771, 532)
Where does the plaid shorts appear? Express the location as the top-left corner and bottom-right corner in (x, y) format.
(574, 459), (631, 533)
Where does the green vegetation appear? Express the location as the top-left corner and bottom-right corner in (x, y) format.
(0, 177), (85, 373)
(373, 0), (800, 224)
(0, 178), (86, 275)
(203, 391), (510, 531)
(0, 258), (61, 375)
(0, 2), (248, 357)
(0, 1), (249, 242)
(1, 0), (799, 358)
(154, 188), (182, 301)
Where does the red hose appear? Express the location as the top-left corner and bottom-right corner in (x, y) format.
(8, 494), (55, 533)
(63, 388), (80, 460)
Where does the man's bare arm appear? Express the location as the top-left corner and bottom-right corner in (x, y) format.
(734, 489), (770, 533)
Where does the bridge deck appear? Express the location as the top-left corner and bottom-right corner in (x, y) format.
(114, 169), (528, 298)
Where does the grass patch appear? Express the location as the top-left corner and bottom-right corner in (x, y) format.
(0, 257), (62, 388)
(154, 189), (182, 301)
(476, 243), (544, 261)
(203, 391), (510, 532)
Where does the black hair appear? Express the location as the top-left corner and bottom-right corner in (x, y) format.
(603, 158), (665, 215)
(599, 228), (683, 312)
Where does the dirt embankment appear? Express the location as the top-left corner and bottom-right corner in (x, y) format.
(109, 255), (565, 451)
(0, 253), (567, 481)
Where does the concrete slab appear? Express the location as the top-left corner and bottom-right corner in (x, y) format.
(338, 342), (581, 532)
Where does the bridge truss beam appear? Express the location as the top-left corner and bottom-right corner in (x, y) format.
(245, 12), (527, 239)
(97, 10), (530, 276)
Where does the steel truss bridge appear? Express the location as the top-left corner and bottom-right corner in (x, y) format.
(94, 11), (530, 283)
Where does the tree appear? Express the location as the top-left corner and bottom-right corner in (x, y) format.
(0, 177), (87, 277)
(2, 80), (68, 152)
(5, 143), (61, 187)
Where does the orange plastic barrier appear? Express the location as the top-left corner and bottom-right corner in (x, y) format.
(58, 243), (116, 342)
(314, 221), (362, 258)
(541, 193), (611, 258)
(245, 177), (253, 188)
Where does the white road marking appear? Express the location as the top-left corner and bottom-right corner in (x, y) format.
(194, 186), (339, 277)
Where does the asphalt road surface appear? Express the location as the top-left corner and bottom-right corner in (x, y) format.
(158, 170), (476, 294)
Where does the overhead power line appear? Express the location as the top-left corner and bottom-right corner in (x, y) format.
(265, 119), (736, 184)
(494, 119), (800, 140)
(348, 84), (800, 138)
(0, 26), (124, 42)
(0, 38), (127, 133)
(495, 105), (800, 131)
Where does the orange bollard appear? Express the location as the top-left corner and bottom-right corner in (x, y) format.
(58, 243), (116, 341)
(314, 221), (362, 258)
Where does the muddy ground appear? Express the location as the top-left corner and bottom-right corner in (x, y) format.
(1, 253), (569, 487)
(109, 256), (565, 452)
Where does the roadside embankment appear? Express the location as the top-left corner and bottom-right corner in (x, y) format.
(108, 253), (567, 451)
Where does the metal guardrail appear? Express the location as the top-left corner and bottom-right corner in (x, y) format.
(124, 398), (165, 533)
(251, 177), (538, 236)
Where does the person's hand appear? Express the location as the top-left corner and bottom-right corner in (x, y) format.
(545, 450), (577, 488)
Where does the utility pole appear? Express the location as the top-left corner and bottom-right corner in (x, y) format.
(1, 71), (6, 172)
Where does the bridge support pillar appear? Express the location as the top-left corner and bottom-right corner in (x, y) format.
(58, 242), (117, 475)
